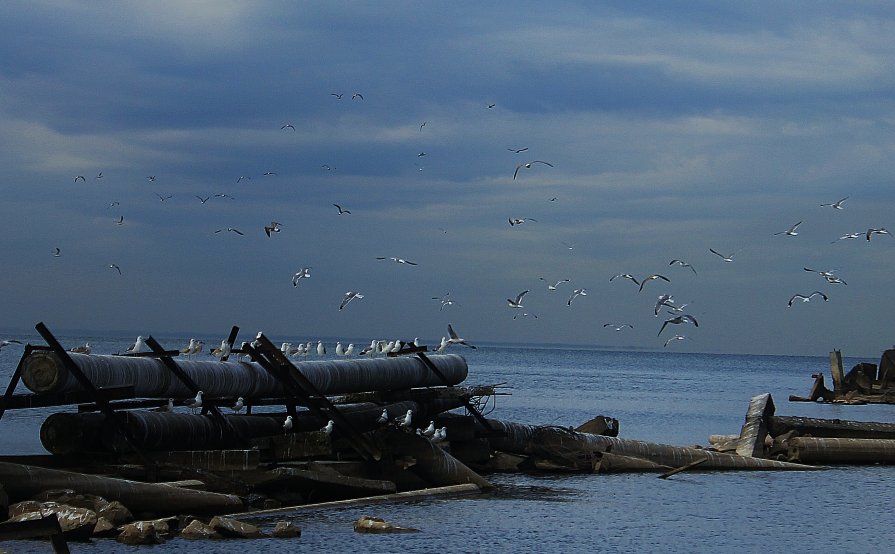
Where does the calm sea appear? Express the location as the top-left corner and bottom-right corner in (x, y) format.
(2, 333), (894, 553)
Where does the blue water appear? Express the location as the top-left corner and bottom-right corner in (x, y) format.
(2, 334), (895, 553)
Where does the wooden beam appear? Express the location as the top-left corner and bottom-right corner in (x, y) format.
(830, 350), (844, 393)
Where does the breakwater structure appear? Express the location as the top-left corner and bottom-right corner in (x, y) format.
(0, 323), (891, 548)
(791, 348), (895, 404)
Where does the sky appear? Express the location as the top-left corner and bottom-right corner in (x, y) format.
(1, 1), (894, 357)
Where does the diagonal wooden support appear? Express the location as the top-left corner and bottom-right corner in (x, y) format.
(34, 322), (158, 481)
(0, 344), (37, 422)
(245, 334), (382, 461)
(143, 336), (248, 447)
(416, 351), (500, 436)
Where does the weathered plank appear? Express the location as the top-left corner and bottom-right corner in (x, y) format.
(736, 393), (775, 457)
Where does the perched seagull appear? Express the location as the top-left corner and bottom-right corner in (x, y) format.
(659, 315), (698, 336)
(664, 335), (688, 348)
(155, 193), (173, 202)
(281, 123), (296, 131)
(359, 340), (377, 356)
(376, 256), (418, 265)
(603, 323), (633, 331)
(507, 147), (529, 154)
(114, 216), (124, 225)
(190, 340), (204, 356)
(421, 421), (436, 437)
(709, 248), (736, 262)
(321, 420), (335, 435)
(109, 263), (122, 275)
(507, 290), (529, 309)
(866, 228), (892, 241)
(567, 288), (587, 306)
(179, 339), (198, 356)
(333, 203), (351, 215)
(232, 397), (244, 414)
(126, 336), (147, 354)
(292, 267), (312, 286)
(669, 260), (697, 275)
(377, 409), (389, 424)
(73, 175), (86, 182)
(610, 273), (641, 286)
(195, 195), (210, 204)
(157, 398), (175, 412)
(513, 312), (538, 320)
(399, 409), (413, 428)
(513, 160), (554, 180)
(52, 247), (61, 257)
(70, 342), (91, 354)
(344, 343), (354, 356)
(211, 340), (231, 359)
(447, 324), (476, 348)
(788, 291), (829, 307)
(820, 196), (848, 209)
(654, 294), (675, 316)
(638, 274), (671, 292)
(540, 277), (570, 291)
(432, 427), (448, 442)
(283, 415), (293, 434)
(339, 291), (364, 310)
(335, 342), (345, 356)
(774, 221), (802, 236)
(0, 339), (23, 351)
(264, 221), (282, 237)
(186, 391), (203, 414)
(316, 340), (326, 356)
(508, 217), (537, 226)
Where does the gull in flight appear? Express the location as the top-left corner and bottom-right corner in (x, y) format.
(352, 92), (364, 100)
(804, 267), (843, 281)
(659, 315), (698, 336)
(433, 294), (459, 311)
(95, 172), (103, 179)
(513, 160), (554, 180)
(709, 248), (737, 262)
(146, 176), (156, 182)
(664, 335), (688, 348)
(774, 221), (802, 236)
(487, 103), (496, 109)
(509, 217), (537, 226)
(638, 274), (670, 292)
(603, 323), (633, 331)
(831, 232), (862, 244)
(281, 123), (295, 131)
(331, 93), (343, 99)
(507, 147), (529, 154)
(820, 196), (848, 209)
(236, 175), (250, 183)
(788, 291), (828, 307)
(114, 216), (124, 225)
(264, 221), (282, 237)
(669, 259), (697, 275)
(53, 248), (61, 257)
(539, 277), (570, 291)
(567, 288), (587, 306)
(654, 294), (675, 316)
(0, 339), (23, 351)
(109, 263), (122, 275)
(195, 195), (210, 204)
(447, 324), (476, 348)
(610, 273), (640, 286)
(513, 312), (538, 320)
(866, 228), (892, 241)
(339, 291), (364, 310)
(292, 267), (311, 286)
(507, 290), (529, 309)
(108, 201), (120, 208)
(333, 203), (351, 215)
(73, 175), (86, 182)
(216, 193), (236, 199)
(263, 170), (277, 176)
(420, 121), (428, 131)
(376, 256), (418, 265)
(155, 193), (173, 202)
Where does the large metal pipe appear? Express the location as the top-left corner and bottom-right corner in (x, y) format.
(787, 437), (895, 464)
(20, 352), (468, 398)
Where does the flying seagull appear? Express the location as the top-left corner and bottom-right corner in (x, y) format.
(513, 160), (554, 180)
(420, 121), (428, 131)
(507, 290), (529, 309)
(509, 217), (537, 226)
(331, 93), (343, 99)
(339, 291), (364, 310)
(109, 263), (122, 275)
(333, 204), (351, 215)
(447, 323), (476, 348)
(539, 277), (570, 291)
(52, 247), (61, 257)
(567, 288), (587, 306)
(774, 221), (802, 236)
(114, 216), (124, 225)
(264, 221), (282, 237)
(788, 291), (828, 307)
(73, 175), (86, 183)
(669, 260), (697, 275)
(0, 339), (23, 351)
(866, 228), (891, 241)
(155, 193), (173, 202)
(146, 176), (156, 182)
(292, 267), (311, 286)
(664, 335), (688, 348)
(659, 314), (698, 336)
(352, 92), (364, 100)
(603, 323), (633, 331)
(610, 273), (640, 286)
(263, 170), (277, 176)
(654, 294), (675, 316)
(820, 196), (848, 209)
(195, 195), (210, 204)
(638, 274), (670, 292)
(281, 123), (295, 131)
(831, 232), (862, 244)
(507, 147), (529, 154)
(513, 312), (538, 320)
(709, 248), (736, 262)
(376, 257), (418, 265)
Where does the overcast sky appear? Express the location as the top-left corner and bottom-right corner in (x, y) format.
(2, 1), (894, 357)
